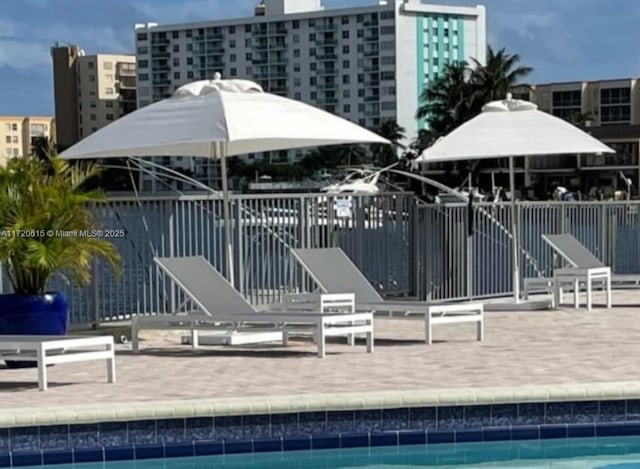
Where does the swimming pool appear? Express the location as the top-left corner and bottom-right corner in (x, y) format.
(23, 436), (640, 468)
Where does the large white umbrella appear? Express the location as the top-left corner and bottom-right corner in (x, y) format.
(60, 74), (390, 283)
(413, 93), (615, 302)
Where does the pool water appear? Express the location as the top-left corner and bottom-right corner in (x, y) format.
(27, 436), (640, 468)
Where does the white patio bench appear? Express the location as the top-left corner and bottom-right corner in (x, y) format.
(0, 335), (116, 391)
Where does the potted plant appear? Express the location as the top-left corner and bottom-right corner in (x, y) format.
(0, 153), (120, 366)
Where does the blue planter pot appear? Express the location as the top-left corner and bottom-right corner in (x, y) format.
(0, 292), (69, 368)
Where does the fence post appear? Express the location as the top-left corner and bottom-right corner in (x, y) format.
(168, 202), (176, 314)
(92, 261), (100, 330)
(600, 203), (608, 265)
(235, 198), (244, 295)
(408, 197), (419, 298)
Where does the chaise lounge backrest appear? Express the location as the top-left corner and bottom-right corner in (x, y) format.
(541, 234), (605, 269)
(154, 256), (257, 315)
(291, 248), (383, 304)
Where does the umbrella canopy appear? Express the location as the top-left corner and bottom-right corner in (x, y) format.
(60, 74), (389, 160)
(412, 94), (614, 305)
(414, 94), (614, 163)
(60, 75), (390, 286)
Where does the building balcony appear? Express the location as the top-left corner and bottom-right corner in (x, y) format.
(317, 68), (338, 76)
(364, 35), (380, 43)
(316, 39), (338, 46)
(317, 82), (337, 90)
(316, 54), (337, 61)
(152, 79), (171, 86)
(151, 37), (170, 45)
(315, 24), (337, 32)
(363, 49), (379, 57)
(116, 65), (136, 76)
(363, 81), (380, 88)
(316, 97), (339, 105)
(204, 33), (224, 41)
(363, 20), (379, 28)
(364, 95), (380, 102)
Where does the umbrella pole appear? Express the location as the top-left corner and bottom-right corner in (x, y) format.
(219, 146), (235, 286)
(509, 155), (520, 303)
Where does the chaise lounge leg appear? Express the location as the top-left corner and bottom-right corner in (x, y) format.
(477, 317), (484, 341)
(316, 325), (326, 358)
(425, 315), (432, 345)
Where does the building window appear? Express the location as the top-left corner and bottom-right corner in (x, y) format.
(230, 54), (236, 62)
(342, 16), (349, 24)
(381, 25), (395, 35)
(90, 101), (96, 108)
(294, 92), (301, 100)
(172, 31), (179, 39)
(137, 59), (148, 68)
(311, 91), (317, 100)
(294, 64), (300, 72)
(342, 30), (349, 39)
(187, 57), (193, 65)
(187, 71), (194, 79)
(342, 60), (349, 69)
(173, 57), (180, 66)
(137, 32), (148, 41)
(173, 44), (179, 52)
(245, 52), (252, 60)
(294, 77), (301, 87)
(4, 136), (9, 143)
(139, 73), (149, 81)
(600, 87), (631, 124)
(90, 114), (97, 121)
(187, 43), (192, 52)
(87, 61), (94, 69)
(106, 101), (114, 107)
(11, 136), (17, 143)
(381, 11), (394, 20)
(4, 148), (11, 157)
(343, 89), (350, 98)
(230, 68), (237, 76)
(343, 104), (351, 113)
(4, 123), (10, 132)
(103, 61), (113, 69)
(11, 123), (17, 131)
(229, 39), (236, 48)
(105, 87), (114, 95)
(186, 30), (192, 38)
(551, 90), (581, 121)
(229, 25), (236, 34)
(106, 114), (114, 121)
(174, 71), (180, 79)
(309, 33), (316, 42)
(342, 75), (350, 84)
(31, 124), (47, 137)
(294, 49), (300, 58)
(12, 148), (18, 157)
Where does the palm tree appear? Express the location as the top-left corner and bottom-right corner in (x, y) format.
(469, 46), (533, 106)
(416, 61), (476, 136)
(0, 153), (121, 294)
(416, 46), (533, 140)
(371, 120), (406, 167)
(570, 111), (596, 127)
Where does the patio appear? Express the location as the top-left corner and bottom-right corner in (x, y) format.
(0, 289), (636, 410)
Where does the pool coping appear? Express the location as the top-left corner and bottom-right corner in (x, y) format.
(3, 381), (640, 428)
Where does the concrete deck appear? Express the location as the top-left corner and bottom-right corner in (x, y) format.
(0, 289), (638, 422)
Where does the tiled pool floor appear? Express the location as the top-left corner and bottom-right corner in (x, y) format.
(0, 289), (636, 409)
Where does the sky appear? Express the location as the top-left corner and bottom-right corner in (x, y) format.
(1, 0), (639, 116)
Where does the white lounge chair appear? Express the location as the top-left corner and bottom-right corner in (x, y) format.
(290, 248), (484, 345)
(0, 335), (116, 391)
(131, 256), (374, 358)
(524, 234), (615, 311)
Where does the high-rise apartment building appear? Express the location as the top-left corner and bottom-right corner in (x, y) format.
(51, 44), (137, 150)
(0, 116), (56, 166)
(134, 0), (486, 161)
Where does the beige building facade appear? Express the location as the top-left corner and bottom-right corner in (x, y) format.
(0, 116), (56, 166)
(51, 44), (136, 150)
(510, 78), (640, 197)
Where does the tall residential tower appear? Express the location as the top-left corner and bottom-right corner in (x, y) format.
(134, 0), (486, 153)
(51, 44), (137, 150)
